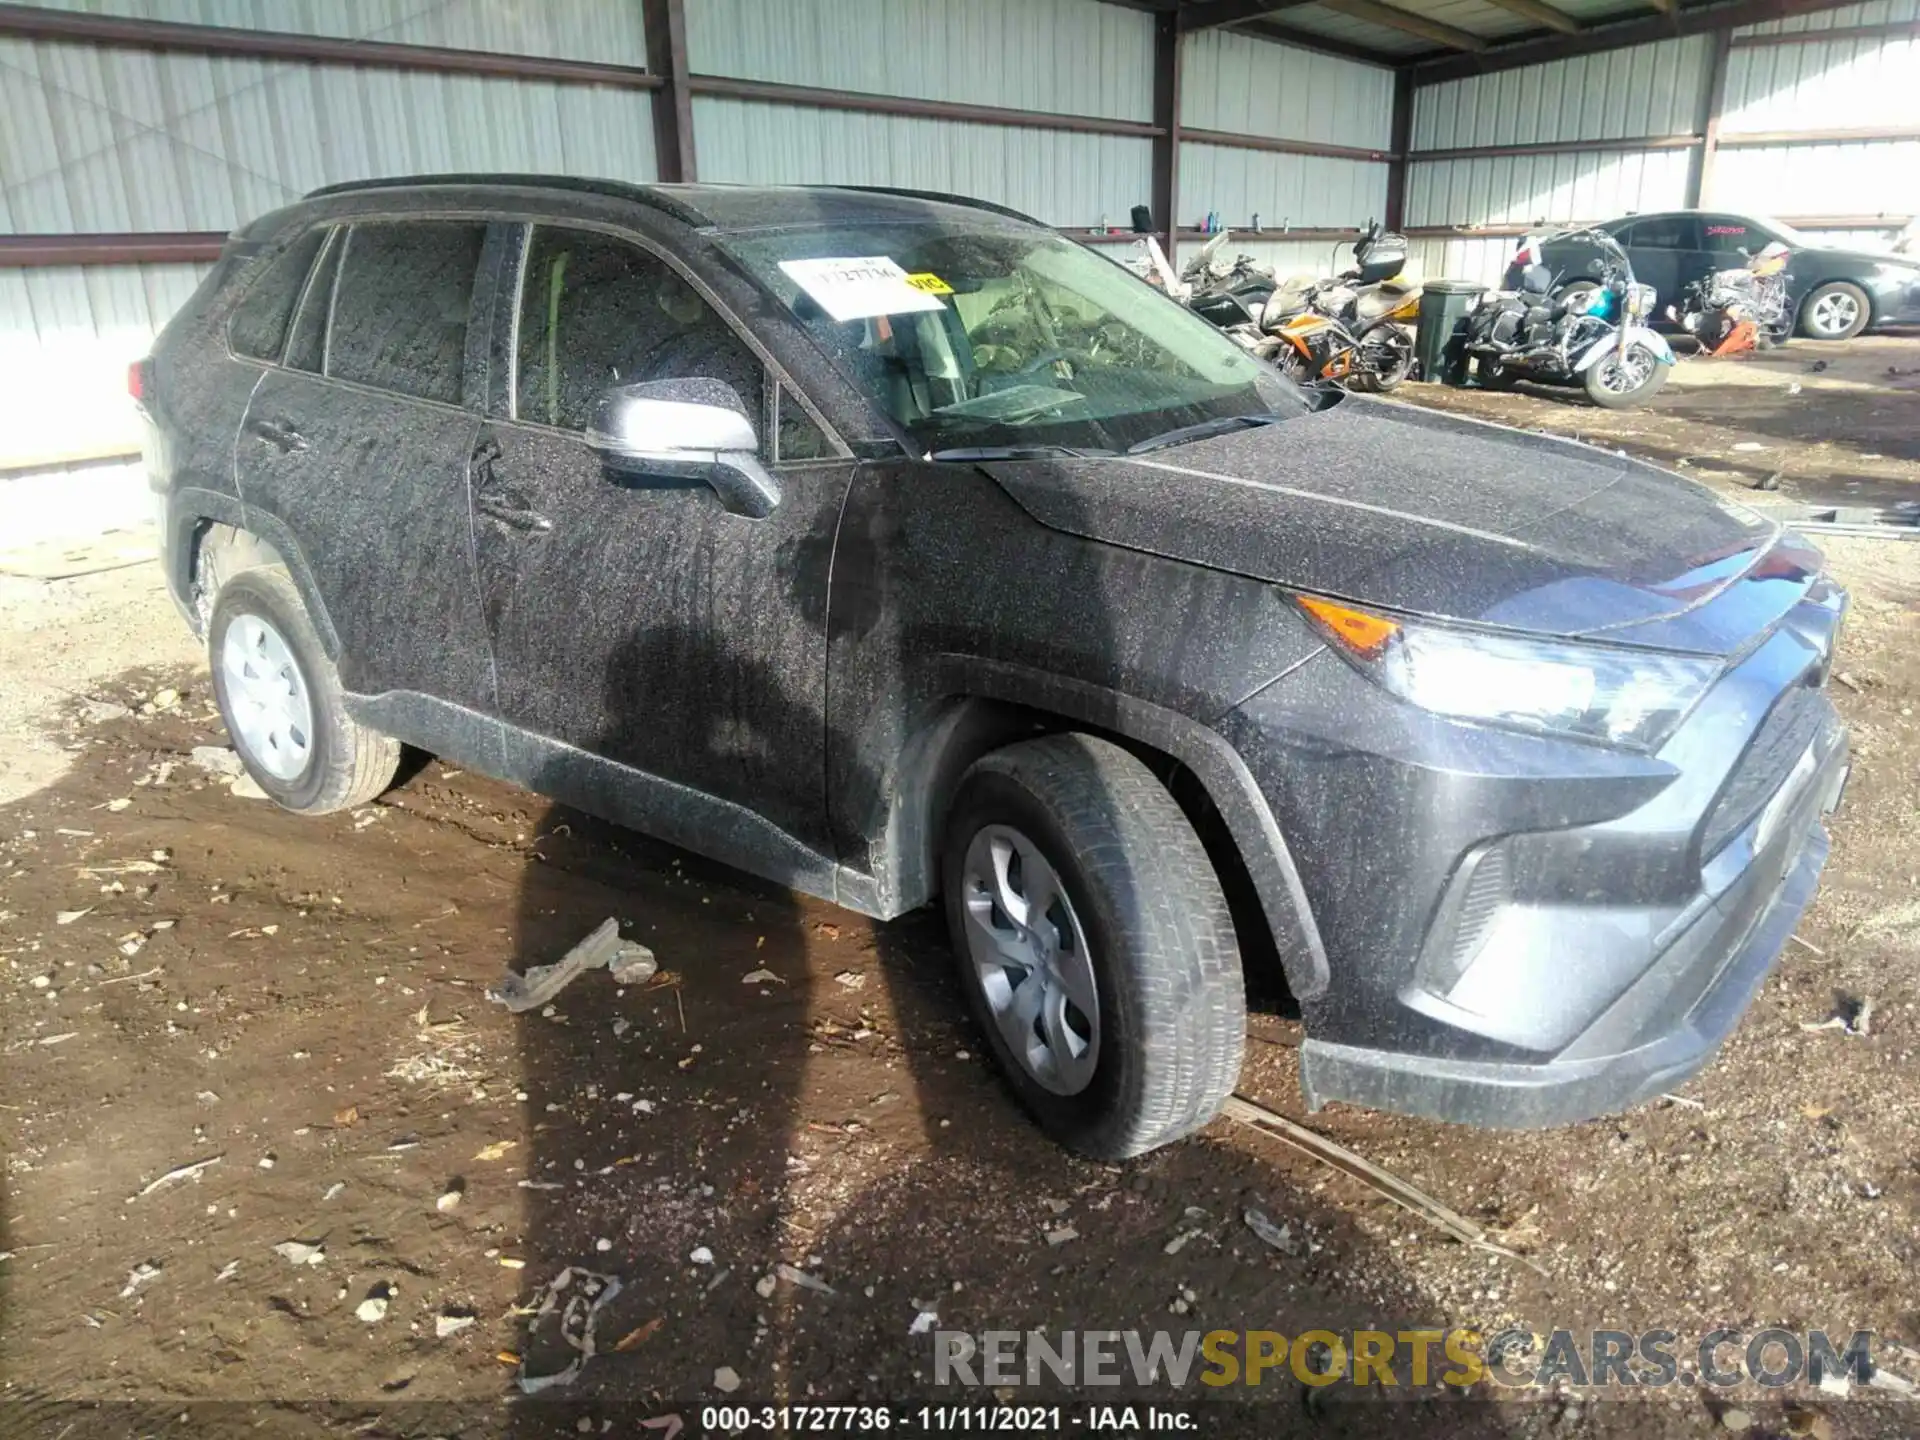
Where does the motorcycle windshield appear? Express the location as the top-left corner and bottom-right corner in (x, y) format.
(717, 220), (1309, 455)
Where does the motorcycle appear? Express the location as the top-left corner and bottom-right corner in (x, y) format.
(1677, 240), (1793, 356)
(1466, 228), (1674, 409)
(1177, 231), (1278, 329)
(1252, 221), (1421, 393)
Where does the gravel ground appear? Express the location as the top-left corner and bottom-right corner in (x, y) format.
(0, 338), (1916, 1439)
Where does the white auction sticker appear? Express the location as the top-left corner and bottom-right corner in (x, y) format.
(778, 256), (947, 323)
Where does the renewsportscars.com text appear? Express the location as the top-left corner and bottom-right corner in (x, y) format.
(934, 1327), (1874, 1391)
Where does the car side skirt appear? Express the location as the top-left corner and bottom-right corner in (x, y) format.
(345, 690), (887, 919)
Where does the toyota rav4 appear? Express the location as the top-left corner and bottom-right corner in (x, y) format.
(138, 178), (1849, 1158)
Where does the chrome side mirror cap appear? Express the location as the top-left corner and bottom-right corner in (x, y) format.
(586, 378), (781, 519)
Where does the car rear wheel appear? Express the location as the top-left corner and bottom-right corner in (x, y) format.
(1798, 281), (1870, 341)
(941, 734), (1245, 1159)
(208, 566), (400, 815)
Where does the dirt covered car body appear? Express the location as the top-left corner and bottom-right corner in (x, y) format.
(140, 179), (1848, 1154)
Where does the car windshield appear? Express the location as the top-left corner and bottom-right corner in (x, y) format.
(716, 219), (1308, 455)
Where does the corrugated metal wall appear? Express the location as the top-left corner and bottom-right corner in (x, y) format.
(0, 0), (647, 64)
(1, 0), (661, 472)
(688, 0), (1154, 120)
(1407, 16), (1920, 286)
(1177, 28), (1392, 244)
(1713, 2), (1920, 221)
(687, 0), (1155, 227)
(1406, 36), (1708, 285)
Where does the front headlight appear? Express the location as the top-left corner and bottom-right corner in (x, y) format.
(1295, 594), (1720, 751)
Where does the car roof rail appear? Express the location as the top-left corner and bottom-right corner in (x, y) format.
(826, 186), (1045, 226)
(300, 174), (710, 226)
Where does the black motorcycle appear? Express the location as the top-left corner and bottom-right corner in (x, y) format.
(1466, 228), (1675, 409)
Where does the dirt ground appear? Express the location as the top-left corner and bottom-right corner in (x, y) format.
(2, 337), (1918, 1439)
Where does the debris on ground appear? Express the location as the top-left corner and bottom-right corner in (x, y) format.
(515, 1266), (624, 1394)
(119, 1261), (162, 1298)
(356, 1283), (392, 1323)
(773, 1262), (835, 1296)
(1243, 1206), (1300, 1257)
(436, 1309), (476, 1338)
(613, 1317), (662, 1352)
(488, 918), (651, 1011)
(834, 970), (867, 990)
(1044, 1226), (1079, 1247)
(188, 746), (243, 777)
(1801, 995), (1873, 1036)
(128, 1154), (223, 1201)
(214, 1260), (239, 1282)
(230, 774), (268, 801)
(473, 1141), (516, 1162)
(55, 907), (93, 925)
(740, 968), (781, 986)
(436, 1187), (462, 1212)
(713, 1366), (741, 1393)
(272, 1240), (325, 1267)
(1222, 1095), (1542, 1271)
(79, 699), (131, 724)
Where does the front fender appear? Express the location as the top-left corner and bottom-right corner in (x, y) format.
(1574, 326), (1675, 373)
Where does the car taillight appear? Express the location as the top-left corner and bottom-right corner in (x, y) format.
(127, 358), (151, 405)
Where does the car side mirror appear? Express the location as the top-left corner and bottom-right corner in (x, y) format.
(585, 378), (780, 519)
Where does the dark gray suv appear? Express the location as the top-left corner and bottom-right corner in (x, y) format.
(138, 177), (1849, 1157)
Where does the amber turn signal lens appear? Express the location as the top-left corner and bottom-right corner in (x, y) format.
(1296, 595), (1401, 659)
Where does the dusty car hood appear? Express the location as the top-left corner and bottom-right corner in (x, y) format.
(982, 397), (1796, 650)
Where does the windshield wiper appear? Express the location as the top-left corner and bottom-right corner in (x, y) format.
(928, 444), (1117, 461)
(1126, 412), (1289, 456)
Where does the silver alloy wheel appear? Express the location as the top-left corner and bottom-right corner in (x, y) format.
(1593, 342), (1655, 394)
(1808, 289), (1861, 337)
(959, 824), (1100, 1096)
(220, 613), (314, 782)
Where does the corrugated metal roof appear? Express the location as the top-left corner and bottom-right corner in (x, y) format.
(692, 97), (1152, 228)
(689, 0), (1155, 122)
(1180, 27), (1395, 148)
(0, 37), (659, 234)
(1412, 36), (1709, 148)
(1179, 142), (1390, 227)
(1263, 10), (1431, 56)
(4, 0), (647, 66)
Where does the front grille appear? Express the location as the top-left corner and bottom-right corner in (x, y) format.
(1700, 685), (1826, 859)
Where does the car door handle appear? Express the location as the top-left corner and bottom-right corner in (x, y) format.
(476, 491), (551, 532)
(246, 416), (308, 453)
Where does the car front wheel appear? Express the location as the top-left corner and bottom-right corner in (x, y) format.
(941, 734), (1245, 1159)
(208, 566), (400, 814)
(1799, 281), (1870, 341)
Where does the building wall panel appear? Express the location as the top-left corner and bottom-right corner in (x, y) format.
(693, 97), (1150, 229)
(689, 0), (1154, 121)
(1412, 37), (1708, 149)
(2, 0), (648, 67)
(1180, 143), (1389, 233)
(1179, 27), (1394, 149)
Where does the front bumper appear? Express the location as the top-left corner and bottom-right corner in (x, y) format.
(1219, 564), (1849, 1128)
(1298, 730), (1845, 1126)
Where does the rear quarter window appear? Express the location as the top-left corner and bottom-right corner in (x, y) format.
(227, 228), (327, 361)
(326, 221), (489, 404)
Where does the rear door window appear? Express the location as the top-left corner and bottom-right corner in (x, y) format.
(1701, 216), (1754, 254)
(228, 228), (327, 361)
(514, 225), (763, 435)
(327, 221), (488, 404)
(1621, 216), (1699, 250)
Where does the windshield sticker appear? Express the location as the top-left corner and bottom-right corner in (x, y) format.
(905, 271), (954, 295)
(778, 256), (946, 323)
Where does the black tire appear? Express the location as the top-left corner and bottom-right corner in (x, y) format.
(207, 567), (400, 815)
(1346, 326), (1413, 394)
(1582, 340), (1670, 409)
(940, 734), (1245, 1159)
(1797, 280), (1870, 341)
